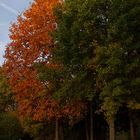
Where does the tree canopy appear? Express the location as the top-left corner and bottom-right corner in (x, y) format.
(3, 0), (140, 140)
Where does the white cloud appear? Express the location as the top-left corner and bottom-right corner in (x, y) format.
(0, 2), (19, 15)
(0, 41), (6, 47)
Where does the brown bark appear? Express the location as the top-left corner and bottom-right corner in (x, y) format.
(42, 124), (46, 140)
(55, 119), (59, 140)
(90, 104), (94, 140)
(59, 121), (64, 140)
(85, 117), (89, 140)
(109, 119), (115, 140)
(130, 119), (136, 140)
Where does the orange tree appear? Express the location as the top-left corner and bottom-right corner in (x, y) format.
(4, 0), (86, 139)
(4, 0), (61, 121)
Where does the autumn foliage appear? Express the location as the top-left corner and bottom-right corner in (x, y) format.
(4, 0), (86, 122)
(4, 0), (60, 120)
(2, 0), (140, 139)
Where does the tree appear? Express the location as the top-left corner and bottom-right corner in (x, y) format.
(114, 1), (140, 139)
(0, 67), (23, 140)
(4, 0), (140, 139)
(94, 43), (124, 140)
(4, 0), (86, 139)
(94, 1), (140, 140)
(35, 61), (87, 140)
(0, 112), (23, 140)
(4, 1), (64, 140)
(53, 0), (140, 140)
(4, 0), (63, 118)
(53, 0), (109, 139)
(0, 67), (15, 112)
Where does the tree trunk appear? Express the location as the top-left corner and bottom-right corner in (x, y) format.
(90, 104), (94, 140)
(41, 124), (46, 140)
(55, 119), (59, 140)
(109, 119), (115, 140)
(85, 117), (89, 140)
(130, 119), (136, 140)
(59, 121), (64, 140)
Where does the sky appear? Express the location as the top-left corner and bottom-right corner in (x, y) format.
(0, 0), (33, 65)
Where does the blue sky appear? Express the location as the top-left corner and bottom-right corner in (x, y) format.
(0, 0), (33, 65)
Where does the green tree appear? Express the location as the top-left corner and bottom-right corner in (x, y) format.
(95, 43), (125, 140)
(94, 0), (140, 140)
(114, 1), (140, 140)
(53, 0), (140, 140)
(53, 0), (112, 139)
(0, 67), (23, 140)
(0, 67), (15, 111)
(0, 112), (23, 140)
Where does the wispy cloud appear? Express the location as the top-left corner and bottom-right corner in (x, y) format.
(0, 22), (9, 26)
(0, 41), (6, 48)
(0, 2), (19, 15)
(0, 41), (6, 65)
